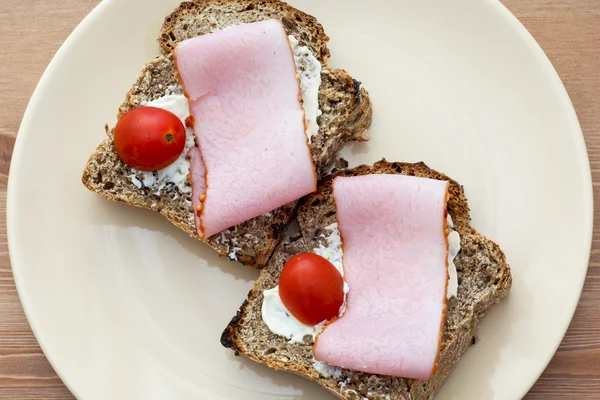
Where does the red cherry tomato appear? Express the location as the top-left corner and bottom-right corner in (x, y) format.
(114, 106), (186, 171)
(279, 253), (344, 326)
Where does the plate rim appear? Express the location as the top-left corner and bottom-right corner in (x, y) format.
(7, 0), (594, 399)
(487, 1), (593, 393)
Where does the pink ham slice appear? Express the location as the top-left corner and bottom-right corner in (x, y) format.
(175, 19), (316, 238)
(313, 174), (449, 380)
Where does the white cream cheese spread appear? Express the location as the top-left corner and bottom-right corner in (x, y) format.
(261, 286), (325, 344)
(261, 223), (346, 344)
(127, 93), (195, 195)
(288, 35), (322, 143)
(447, 214), (461, 299)
(313, 359), (343, 379)
(228, 247), (242, 261)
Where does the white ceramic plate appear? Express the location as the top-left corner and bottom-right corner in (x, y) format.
(8, 0), (592, 399)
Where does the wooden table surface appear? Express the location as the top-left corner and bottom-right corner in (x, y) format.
(0, 0), (598, 398)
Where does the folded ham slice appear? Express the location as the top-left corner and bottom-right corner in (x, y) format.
(313, 174), (450, 380)
(175, 19), (317, 238)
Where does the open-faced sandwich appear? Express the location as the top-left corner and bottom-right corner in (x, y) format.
(222, 160), (512, 399)
(82, 0), (372, 268)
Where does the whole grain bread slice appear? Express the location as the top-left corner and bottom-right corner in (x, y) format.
(82, 0), (372, 269)
(221, 159), (512, 399)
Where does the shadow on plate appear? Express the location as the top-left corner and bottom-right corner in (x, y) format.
(84, 195), (260, 283)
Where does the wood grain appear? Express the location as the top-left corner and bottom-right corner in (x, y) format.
(0, 0), (598, 398)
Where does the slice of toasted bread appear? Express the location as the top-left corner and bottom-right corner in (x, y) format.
(82, 0), (372, 269)
(221, 159), (512, 399)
